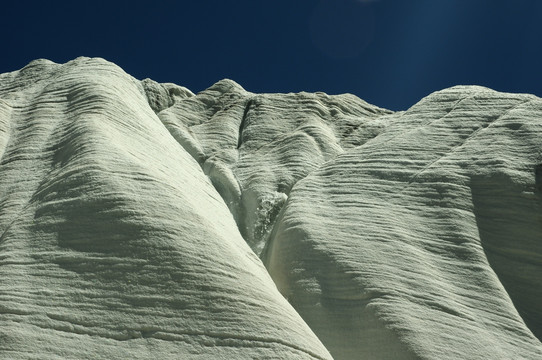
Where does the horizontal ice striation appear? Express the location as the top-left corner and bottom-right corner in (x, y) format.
(158, 78), (393, 253)
(1, 58), (542, 360)
(262, 86), (542, 359)
(0, 58), (332, 359)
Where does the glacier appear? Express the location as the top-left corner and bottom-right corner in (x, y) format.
(0, 57), (540, 359)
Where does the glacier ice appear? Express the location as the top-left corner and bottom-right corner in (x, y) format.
(0, 57), (541, 359)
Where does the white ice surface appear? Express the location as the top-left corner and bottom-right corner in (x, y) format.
(0, 58), (541, 359)
(0, 58), (331, 359)
(262, 86), (542, 359)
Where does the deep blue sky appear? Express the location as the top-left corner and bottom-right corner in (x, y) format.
(1, 0), (542, 110)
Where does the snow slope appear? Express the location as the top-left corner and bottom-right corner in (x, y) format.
(0, 57), (541, 359)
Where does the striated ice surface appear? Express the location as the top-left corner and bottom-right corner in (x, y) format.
(0, 58), (331, 359)
(262, 87), (542, 359)
(0, 57), (541, 359)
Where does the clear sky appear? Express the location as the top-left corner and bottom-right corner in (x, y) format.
(1, 0), (541, 110)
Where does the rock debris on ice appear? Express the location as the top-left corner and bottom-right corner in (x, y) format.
(0, 57), (540, 359)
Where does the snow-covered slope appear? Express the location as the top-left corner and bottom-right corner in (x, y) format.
(0, 57), (541, 359)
